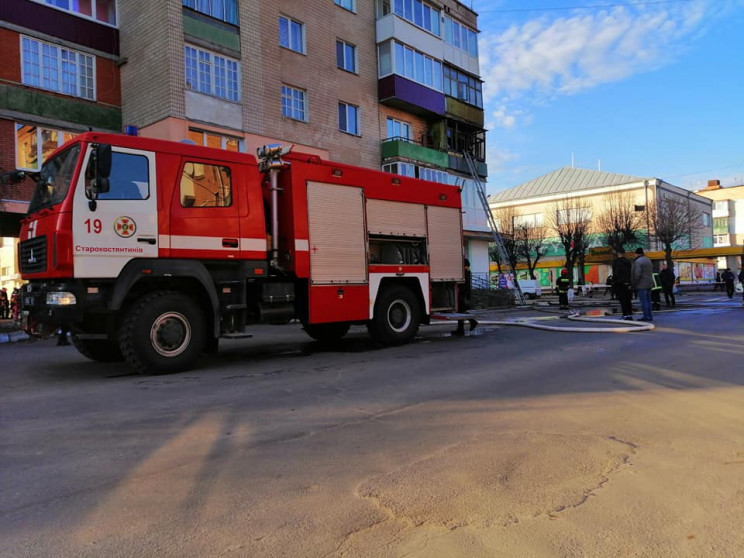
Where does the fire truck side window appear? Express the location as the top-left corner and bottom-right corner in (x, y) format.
(180, 162), (232, 207)
(96, 152), (149, 200)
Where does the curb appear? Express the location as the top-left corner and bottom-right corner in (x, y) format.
(0, 329), (29, 344)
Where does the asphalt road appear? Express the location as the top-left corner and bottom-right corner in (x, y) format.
(2, 296), (743, 557)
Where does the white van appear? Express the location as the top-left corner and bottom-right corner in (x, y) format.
(517, 279), (542, 299)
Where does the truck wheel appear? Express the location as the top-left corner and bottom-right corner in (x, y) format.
(119, 291), (205, 375)
(302, 321), (351, 343)
(71, 334), (123, 363)
(368, 285), (420, 346)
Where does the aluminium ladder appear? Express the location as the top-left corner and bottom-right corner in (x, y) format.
(462, 151), (526, 306)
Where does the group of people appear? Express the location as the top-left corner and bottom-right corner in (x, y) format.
(0, 287), (20, 322)
(557, 247), (680, 321)
(720, 268), (744, 299)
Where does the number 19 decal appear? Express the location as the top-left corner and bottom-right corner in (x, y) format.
(85, 218), (103, 234)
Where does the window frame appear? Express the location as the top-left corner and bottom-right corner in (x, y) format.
(180, 161), (233, 208)
(388, 0), (440, 36)
(382, 40), (442, 91)
(338, 102), (360, 136)
(279, 16), (306, 54)
(15, 123), (78, 172)
(21, 36), (96, 101)
(443, 16), (478, 57)
(336, 39), (358, 73)
(30, 0), (117, 26)
(182, 0), (238, 25)
(187, 129), (242, 152)
(334, 0), (356, 12)
(281, 85), (308, 121)
(184, 45), (240, 102)
(385, 117), (411, 141)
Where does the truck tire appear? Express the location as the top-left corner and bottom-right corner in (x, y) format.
(302, 321), (351, 343)
(367, 285), (420, 346)
(119, 291), (205, 375)
(71, 334), (123, 363)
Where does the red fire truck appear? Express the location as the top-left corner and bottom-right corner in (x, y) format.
(17, 132), (466, 374)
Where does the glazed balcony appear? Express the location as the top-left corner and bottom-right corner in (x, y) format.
(378, 75), (445, 116)
(381, 137), (449, 168)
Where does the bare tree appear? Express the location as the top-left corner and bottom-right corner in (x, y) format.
(491, 206), (519, 274)
(514, 222), (547, 280)
(594, 191), (646, 251)
(650, 196), (703, 269)
(546, 197), (592, 285)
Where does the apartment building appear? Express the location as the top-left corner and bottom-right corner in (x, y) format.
(488, 167), (714, 287)
(0, 0), (490, 282)
(696, 179), (744, 274)
(0, 0), (122, 237)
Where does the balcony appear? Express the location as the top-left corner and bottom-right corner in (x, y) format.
(381, 138), (448, 168)
(448, 153), (487, 179)
(378, 75), (445, 116)
(446, 97), (484, 128)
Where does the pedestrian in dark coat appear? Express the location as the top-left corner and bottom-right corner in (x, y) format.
(721, 268), (735, 298)
(455, 259), (476, 335)
(612, 247), (633, 320)
(659, 264), (676, 307)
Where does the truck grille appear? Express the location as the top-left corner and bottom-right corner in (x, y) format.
(19, 237), (47, 274)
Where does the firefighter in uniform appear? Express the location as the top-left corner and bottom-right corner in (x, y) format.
(556, 269), (571, 310)
(651, 272), (662, 311)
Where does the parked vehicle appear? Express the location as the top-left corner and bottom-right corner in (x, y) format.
(18, 133), (465, 374)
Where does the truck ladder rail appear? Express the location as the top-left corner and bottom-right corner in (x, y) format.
(462, 151), (526, 306)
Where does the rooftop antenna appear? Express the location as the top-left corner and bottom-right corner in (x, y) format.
(598, 159), (601, 172)
(571, 152), (574, 168)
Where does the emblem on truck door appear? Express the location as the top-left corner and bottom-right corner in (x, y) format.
(113, 216), (136, 238)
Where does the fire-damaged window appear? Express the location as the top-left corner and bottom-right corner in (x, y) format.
(180, 162), (232, 207)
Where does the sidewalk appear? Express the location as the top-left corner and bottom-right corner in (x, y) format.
(0, 319), (29, 344)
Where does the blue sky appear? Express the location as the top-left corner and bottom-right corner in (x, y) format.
(470, 0), (744, 195)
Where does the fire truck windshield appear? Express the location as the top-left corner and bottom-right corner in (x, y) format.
(28, 144), (81, 214)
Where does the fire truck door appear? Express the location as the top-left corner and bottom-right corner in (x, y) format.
(72, 147), (158, 278)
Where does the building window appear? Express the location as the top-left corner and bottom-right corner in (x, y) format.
(443, 66), (482, 108)
(557, 207), (591, 225)
(184, 45), (240, 101)
(417, 166), (448, 183)
(21, 36), (95, 100)
(335, 0), (355, 12)
(386, 117), (411, 141)
(338, 102), (360, 135)
(279, 16), (305, 54)
(16, 123), (77, 171)
(282, 85), (307, 121)
(188, 129), (242, 151)
(702, 213), (711, 227)
(33, 0), (116, 25)
(713, 200), (728, 212)
(180, 162), (232, 207)
(378, 40), (442, 91)
(336, 40), (357, 73)
(382, 0), (440, 35)
(383, 162), (415, 177)
(182, 0), (238, 25)
(513, 213), (544, 228)
(714, 234), (729, 246)
(443, 17), (478, 57)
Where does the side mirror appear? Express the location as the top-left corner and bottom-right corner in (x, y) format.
(96, 144), (112, 179)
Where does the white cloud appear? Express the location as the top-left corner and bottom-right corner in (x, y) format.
(478, 0), (718, 127)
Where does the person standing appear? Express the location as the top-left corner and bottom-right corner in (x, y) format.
(632, 247), (654, 321)
(556, 268), (571, 310)
(739, 269), (744, 307)
(714, 272), (722, 291)
(651, 272), (662, 311)
(0, 287), (8, 319)
(721, 268), (735, 298)
(612, 248), (633, 320)
(659, 263), (676, 307)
